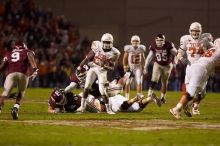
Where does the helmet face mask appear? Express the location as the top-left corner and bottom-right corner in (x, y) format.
(155, 34), (165, 47)
(189, 22), (202, 39)
(52, 88), (67, 105)
(131, 35), (140, 48)
(101, 33), (113, 52)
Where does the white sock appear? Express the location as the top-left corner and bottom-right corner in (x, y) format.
(173, 103), (183, 112)
(148, 89), (153, 97)
(161, 93), (166, 99)
(125, 93), (129, 99)
(14, 103), (20, 109)
(105, 104), (111, 112)
(81, 98), (86, 109)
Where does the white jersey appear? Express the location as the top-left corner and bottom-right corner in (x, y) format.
(109, 94), (140, 113)
(180, 33), (213, 64)
(124, 44), (146, 67)
(91, 41), (121, 69)
(194, 47), (220, 75)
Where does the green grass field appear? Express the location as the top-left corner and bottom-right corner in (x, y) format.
(0, 88), (220, 146)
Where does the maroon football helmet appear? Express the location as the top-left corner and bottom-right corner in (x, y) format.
(13, 41), (28, 50)
(50, 88), (67, 105)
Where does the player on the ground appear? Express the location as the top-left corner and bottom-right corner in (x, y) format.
(170, 38), (220, 119)
(48, 88), (102, 113)
(144, 34), (177, 104)
(77, 33), (121, 114)
(123, 35), (146, 99)
(100, 72), (162, 113)
(0, 40), (38, 119)
(176, 22), (213, 115)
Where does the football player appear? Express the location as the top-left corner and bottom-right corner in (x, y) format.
(123, 35), (146, 99)
(76, 33), (121, 114)
(64, 65), (89, 93)
(48, 88), (102, 113)
(102, 72), (162, 113)
(176, 22), (213, 115)
(0, 40), (38, 119)
(170, 38), (220, 119)
(144, 34), (177, 104)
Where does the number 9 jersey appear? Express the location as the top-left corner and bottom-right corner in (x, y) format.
(3, 49), (34, 75)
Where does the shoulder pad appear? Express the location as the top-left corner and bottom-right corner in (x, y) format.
(180, 35), (191, 42)
(112, 47), (121, 56)
(139, 44), (146, 51)
(124, 45), (132, 52)
(91, 41), (102, 53)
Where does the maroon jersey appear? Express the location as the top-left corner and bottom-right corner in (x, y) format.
(3, 49), (33, 75)
(48, 89), (81, 112)
(149, 41), (175, 65)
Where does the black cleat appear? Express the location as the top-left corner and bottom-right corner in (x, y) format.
(11, 107), (19, 120)
(160, 97), (166, 104)
(151, 93), (162, 107)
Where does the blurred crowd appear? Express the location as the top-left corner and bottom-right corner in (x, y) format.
(0, 0), (219, 92)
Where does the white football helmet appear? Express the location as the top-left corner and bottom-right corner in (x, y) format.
(131, 35), (140, 47)
(189, 22), (202, 39)
(214, 38), (220, 48)
(101, 33), (113, 52)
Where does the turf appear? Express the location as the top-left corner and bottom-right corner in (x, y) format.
(0, 88), (220, 146)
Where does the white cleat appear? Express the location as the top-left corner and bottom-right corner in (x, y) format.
(107, 111), (116, 115)
(192, 109), (200, 115)
(76, 106), (86, 113)
(169, 108), (181, 119)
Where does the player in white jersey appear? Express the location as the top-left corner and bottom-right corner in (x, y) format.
(76, 33), (121, 114)
(170, 38), (220, 119)
(102, 72), (161, 113)
(123, 35), (146, 99)
(177, 22), (213, 114)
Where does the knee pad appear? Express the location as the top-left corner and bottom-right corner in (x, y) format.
(186, 92), (193, 101)
(121, 101), (130, 110)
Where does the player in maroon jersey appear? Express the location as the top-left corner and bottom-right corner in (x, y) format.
(144, 34), (177, 104)
(0, 40), (38, 119)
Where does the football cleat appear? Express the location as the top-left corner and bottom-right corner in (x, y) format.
(107, 111), (116, 115)
(183, 103), (192, 117)
(192, 109), (200, 115)
(151, 93), (162, 107)
(11, 107), (19, 120)
(169, 108), (181, 119)
(160, 97), (166, 104)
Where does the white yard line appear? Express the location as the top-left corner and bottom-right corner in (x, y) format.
(0, 119), (220, 131)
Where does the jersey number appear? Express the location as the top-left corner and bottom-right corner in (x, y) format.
(155, 52), (167, 61)
(131, 54), (141, 64)
(202, 49), (215, 57)
(11, 52), (20, 62)
(188, 47), (204, 57)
